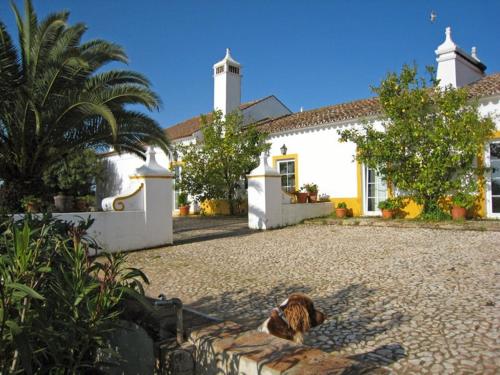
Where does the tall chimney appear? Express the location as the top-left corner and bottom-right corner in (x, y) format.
(435, 27), (486, 88)
(213, 48), (242, 115)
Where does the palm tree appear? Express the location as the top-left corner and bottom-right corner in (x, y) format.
(0, 0), (169, 207)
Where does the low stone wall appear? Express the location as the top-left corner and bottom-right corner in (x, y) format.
(281, 202), (333, 227)
(248, 154), (334, 230)
(14, 148), (174, 253)
(53, 211), (171, 253)
(189, 321), (378, 375)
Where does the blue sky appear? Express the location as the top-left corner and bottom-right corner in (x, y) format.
(1, 1), (499, 128)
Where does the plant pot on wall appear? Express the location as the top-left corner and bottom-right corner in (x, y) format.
(75, 197), (88, 212)
(451, 206), (466, 220)
(295, 192), (308, 204)
(308, 194), (318, 203)
(54, 194), (74, 212)
(179, 205), (190, 216)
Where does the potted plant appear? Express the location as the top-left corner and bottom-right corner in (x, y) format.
(294, 188), (309, 204)
(177, 192), (190, 216)
(43, 150), (103, 213)
(450, 192), (475, 220)
(335, 202), (347, 218)
(21, 195), (42, 213)
(302, 183), (319, 203)
(378, 197), (406, 219)
(75, 195), (95, 212)
(319, 193), (330, 202)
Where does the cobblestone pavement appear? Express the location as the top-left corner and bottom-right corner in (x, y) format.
(126, 218), (499, 374)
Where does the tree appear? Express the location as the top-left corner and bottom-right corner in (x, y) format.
(43, 149), (104, 196)
(178, 110), (268, 215)
(0, 0), (169, 209)
(339, 64), (495, 218)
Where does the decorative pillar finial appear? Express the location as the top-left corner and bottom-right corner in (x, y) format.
(445, 26), (451, 39)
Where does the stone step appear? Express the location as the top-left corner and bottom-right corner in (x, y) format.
(188, 321), (389, 375)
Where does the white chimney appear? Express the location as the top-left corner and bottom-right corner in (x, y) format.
(213, 48), (241, 115)
(435, 27), (486, 88)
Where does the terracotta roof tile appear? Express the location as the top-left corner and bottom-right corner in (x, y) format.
(465, 72), (500, 98)
(256, 97), (381, 134)
(165, 74), (500, 140)
(256, 73), (500, 135)
(164, 113), (212, 140)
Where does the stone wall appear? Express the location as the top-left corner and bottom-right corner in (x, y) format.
(188, 321), (380, 375)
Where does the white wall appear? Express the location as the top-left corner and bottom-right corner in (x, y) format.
(100, 147), (170, 199)
(281, 202), (333, 226)
(57, 148), (173, 253)
(267, 121), (362, 198)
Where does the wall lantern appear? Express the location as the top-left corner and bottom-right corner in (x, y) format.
(172, 149), (178, 162)
(280, 144), (287, 155)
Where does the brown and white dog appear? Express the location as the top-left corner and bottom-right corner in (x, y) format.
(257, 293), (326, 344)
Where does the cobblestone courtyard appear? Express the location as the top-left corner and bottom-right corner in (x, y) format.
(126, 217), (499, 374)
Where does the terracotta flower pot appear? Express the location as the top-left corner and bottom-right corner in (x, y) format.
(179, 205), (190, 216)
(26, 202), (40, 213)
(308, 194), (318, 203)
(75, 198), (88, 212)
(335, 208), (347, 218)
(381, 209), (394, 219)
(451, 206), (466, 220)
(296, 192), (308, 203)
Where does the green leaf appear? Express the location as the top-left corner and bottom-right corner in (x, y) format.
(6, 282), (45, 300)
(6, 320), (33, 374)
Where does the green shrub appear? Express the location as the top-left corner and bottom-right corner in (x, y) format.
(451, 192), (476, 209)
(301, 183), (318, 194)
(377, 196), (407, 210)
(177, 192), (190, 206)
(43, 149), (104, 196)
(337, 202), (347, 209)
(0, 216), (148, 373)
(20, 196), (42, 212)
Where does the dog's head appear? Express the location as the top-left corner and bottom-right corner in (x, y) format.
(280, 293), (326, 334)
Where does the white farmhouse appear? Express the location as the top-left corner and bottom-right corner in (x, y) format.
(103, 27), (500, 219)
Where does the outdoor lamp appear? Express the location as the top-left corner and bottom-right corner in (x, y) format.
(280, 144), (287, 155)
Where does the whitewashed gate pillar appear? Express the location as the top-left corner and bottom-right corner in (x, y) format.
(247, 152), (282, 229)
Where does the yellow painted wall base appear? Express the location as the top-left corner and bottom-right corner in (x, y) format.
(400, 199), (422, 219)
(330, 198), (362, 217)
(200, 199), (248, 216)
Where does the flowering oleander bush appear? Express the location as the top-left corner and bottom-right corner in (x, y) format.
(0, 215), (148, 373)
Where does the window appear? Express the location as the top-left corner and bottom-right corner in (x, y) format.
(228, 65), (239, 74)
(365, 166), (387, 212)
(491, 142), (500, 213)
(278, 160), (296, 193)
(216, 66), (224, 74)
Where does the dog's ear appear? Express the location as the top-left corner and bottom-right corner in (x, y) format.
(312, 310), (326, 326)
(284, 304), (310, 333)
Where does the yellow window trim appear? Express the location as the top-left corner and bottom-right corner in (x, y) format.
(272, 154), (299, 191)
(356, 161), (363, 215)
